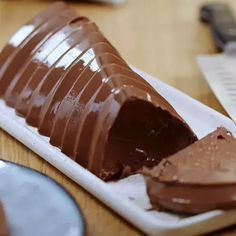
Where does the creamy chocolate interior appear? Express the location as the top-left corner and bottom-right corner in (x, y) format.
(0, 3), (197, 180)
(101, 99), (197, 180)
(144, 127), (236, 214)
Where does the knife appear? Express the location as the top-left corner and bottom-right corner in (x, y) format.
(197, 3), (236, 122)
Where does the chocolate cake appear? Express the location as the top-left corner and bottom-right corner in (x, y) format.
(144, 127), (236, 214)
(0, 201), (10, 236)
(0, 3), (197, 180)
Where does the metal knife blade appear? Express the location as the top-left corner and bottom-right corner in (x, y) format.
(197, 3), (236, 122)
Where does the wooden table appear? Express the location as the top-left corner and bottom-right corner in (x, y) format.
(0, 0), (234, 235)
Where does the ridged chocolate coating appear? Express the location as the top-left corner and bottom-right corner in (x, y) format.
(0, 2), (68, 92)
(0, 3), (197, 180)
(0, 5), (78, 97)
(6, 17), (92, 109)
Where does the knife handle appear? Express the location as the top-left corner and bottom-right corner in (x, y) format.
(200, 3), (236, 51)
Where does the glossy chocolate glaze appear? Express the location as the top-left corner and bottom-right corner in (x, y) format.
(26, 31), (113, 127)
(50, 62), (156, 149)
(56, 55), (128, 157)
(144, 127), (236, 214)
(49, 57), (129, 148)
(6, 17), (91, 108)
(0, 2), (67, 84)
(38, 43), (123, 136)
(0, 3), (197, 180)
(15, 23), (96, 116)
(14, 22), (98, 118)
(0, 7), (78, 96)
(0, 201), (10, 236)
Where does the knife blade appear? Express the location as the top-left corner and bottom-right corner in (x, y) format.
(197, 3), (236, 122)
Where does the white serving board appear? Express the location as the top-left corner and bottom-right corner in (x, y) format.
(1, 67), (236, 236)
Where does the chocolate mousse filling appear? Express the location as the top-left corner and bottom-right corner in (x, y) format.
(102, 100), (197, 180)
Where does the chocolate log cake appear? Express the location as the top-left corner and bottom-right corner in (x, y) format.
(144, 127), (236, 214)
(0, 3), (197, 180)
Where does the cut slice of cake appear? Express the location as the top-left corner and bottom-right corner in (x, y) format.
(144, 127), (236, 214)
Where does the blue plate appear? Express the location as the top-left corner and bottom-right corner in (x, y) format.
(0, 160), (85, 236)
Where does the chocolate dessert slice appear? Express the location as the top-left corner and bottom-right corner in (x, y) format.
(0, 201), (10, 236)
(0, 3), (197, 180)
(144, 127), (236, 214)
